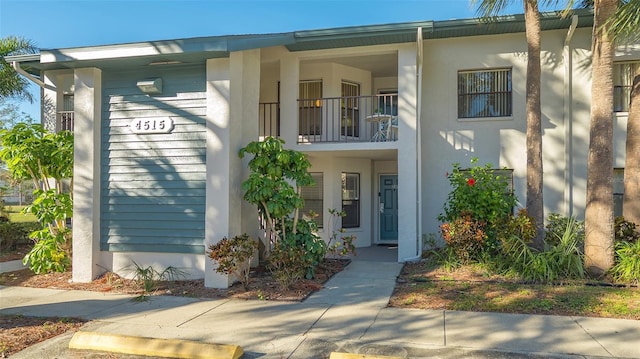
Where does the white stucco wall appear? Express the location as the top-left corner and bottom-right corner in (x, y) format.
(420, 29), (597, 237)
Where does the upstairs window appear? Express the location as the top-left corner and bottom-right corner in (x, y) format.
(458, 68), (512, 119)
(614, 61), (639, 112)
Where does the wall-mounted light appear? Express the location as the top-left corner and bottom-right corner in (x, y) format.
(137, 78), (162, 95)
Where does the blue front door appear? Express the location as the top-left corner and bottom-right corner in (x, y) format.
(379, 175), (398, 242)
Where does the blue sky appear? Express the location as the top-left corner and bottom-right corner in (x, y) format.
(0, 0), (543, 120)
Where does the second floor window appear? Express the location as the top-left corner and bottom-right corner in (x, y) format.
(614, 61), (639, 112)
(458, 68), (512, 119)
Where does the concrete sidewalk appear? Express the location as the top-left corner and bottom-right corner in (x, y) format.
(1, 259), (639, 358)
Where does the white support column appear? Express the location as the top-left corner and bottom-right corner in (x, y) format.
(397, 45), (419, 261)
(205, 57), (232, 288)
(205, 50), (261, 288)
(279, 53), (299, 146)
(72, 68), (102, 282)
(42, 72), (57, 132)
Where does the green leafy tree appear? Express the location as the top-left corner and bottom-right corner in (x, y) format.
(0, 123), (73, 273)
(239, 137), (314, 247)
(0, 36), (38, 102)
(239, 137), (327, 280)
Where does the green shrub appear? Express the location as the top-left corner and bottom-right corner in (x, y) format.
(614, 216), (640, 244)
(499, 215), (584, 283)
(545, 213), (584, 248)
(439, 158), (517, 251)
(23, 228), (70, 274)
(268, 240), (310, 290)
(0, 221), (39, 252)
(610, 239), (640, 284)
(280, 218), (326, 278)
(440, 213), (487, 264)
(207, 234), (257, 290)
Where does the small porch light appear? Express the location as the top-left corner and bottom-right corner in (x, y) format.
(136, 78), (162, 95)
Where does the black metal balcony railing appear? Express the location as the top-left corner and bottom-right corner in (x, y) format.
(58, 111), (74, 132)
(259, 102), (279, 139)
(297, 94), (398, 143)
(258, 94), (398, 143)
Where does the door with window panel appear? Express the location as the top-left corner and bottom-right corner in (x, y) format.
(341, 81), (360, 137)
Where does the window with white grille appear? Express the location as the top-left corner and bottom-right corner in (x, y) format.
(458, 68), (512, 119)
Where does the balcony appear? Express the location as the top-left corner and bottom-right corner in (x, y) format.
(58, 111), (74, 132)
(259, 94), (398, 144)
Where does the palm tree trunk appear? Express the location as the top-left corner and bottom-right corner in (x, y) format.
(623, 68), (640, 224)
(584, 0), (618, 276)
(524, 0), (545, 250)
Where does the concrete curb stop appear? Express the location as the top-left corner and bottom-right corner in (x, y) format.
(329, 352), (403, 359)
(69, 331), (243, 359)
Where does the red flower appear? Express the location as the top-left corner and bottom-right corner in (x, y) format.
(467, 178), (476, 186)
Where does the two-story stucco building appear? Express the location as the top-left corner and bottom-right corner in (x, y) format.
(8, 9), (639, 288)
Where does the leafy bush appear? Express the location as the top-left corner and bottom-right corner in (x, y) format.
(23, 228), (70, 274)
(440, 213), (487, 264)
(207, 234), (257, 290)
(280, 218), (326, 278)
(614, 216), (640, 244)
(268, 240), (310, 290)
(439, 158), (517, 252)
(545, 213), (584, 248)
(496, 209), (536, 263)
(498, 215), (584, 283)
(610, 239), (640, 284)
(0, 221), (39, 252)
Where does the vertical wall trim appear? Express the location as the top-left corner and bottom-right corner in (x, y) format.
(72, 67), (102, 282)
(205, 57), (232, 288)
(397, 44), (419, 261)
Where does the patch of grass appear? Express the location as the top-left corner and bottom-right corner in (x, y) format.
(5, 205), (37, 223)
(390, 262), (640, 319)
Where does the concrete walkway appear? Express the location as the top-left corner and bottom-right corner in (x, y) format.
(1, 255), (639, 358)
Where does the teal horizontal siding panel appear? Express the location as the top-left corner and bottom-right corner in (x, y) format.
(101, 65), (207, 254)
(104, 196), (205, 205)
(102, 204), (205, 214)
(105, 172), (205, 182)
(106, 180), (206, 189)
(101, 243), (205, 254)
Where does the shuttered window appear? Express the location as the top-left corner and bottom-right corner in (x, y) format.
(458, 68), (512, 119)
(300, 172), (323, 228)
(614, 61), (639, 112)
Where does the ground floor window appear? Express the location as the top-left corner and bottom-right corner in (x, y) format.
(341, 172), (360, 228)
(614, 168), (624, 218)
(300, 172), (324, 228)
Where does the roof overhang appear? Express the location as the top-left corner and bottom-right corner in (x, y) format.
(4, 8), (594, 73)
